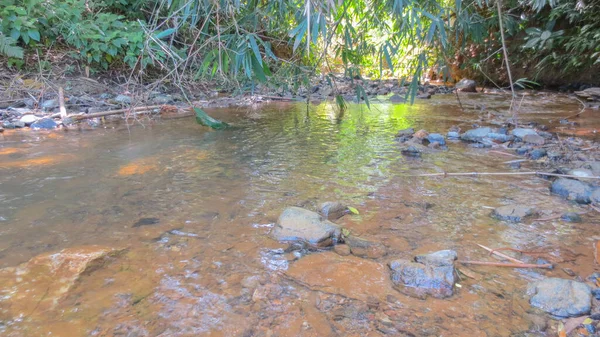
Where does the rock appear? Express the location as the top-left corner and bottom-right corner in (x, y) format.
(133, 217), (160, 227)
(568, 168), (594, 178)
(0, 246), (123, 317)
(285, 252), (393, 301)
(529, 148), (547, 160)
(151, 94), (173, 105)
(591, 188), (600, 204)
(492, 205), (536, 222)
(19, 114), (39, 125)
(401, 145), (422, 157)
(427, 133), (446, 145)
(414, 250), (457, 266)
(413, 129), (429, 139)
(461, 127), (492, 142)
(551, 178), (593, 204)
(447, 131), (460, 139)
(455, 79), (477, 92)
(345, 236), (387, 259)
(30, 118), (58, 130)
(114, 94), (132, 104)
(333, 244), (351, 256)
(389, 260), (455, 299)
(417, 93), (431, 99)
(516, 146), (532, 155)
(512, 128), (538, 139)
(487, 133), (514, 143)
(389, 94), (405, 103)
(377, 87), (390, 95)
(575, 87), (600, 101)
(272, 207), (341, 246)
(396, 127), (415, 138)
(588, 162), (600, 176)
(561, 212), (582, 223)
(41, 99), (59, 110)
(319, 201), (348, 220)
(527, 278), (591, 317)
(523, 134), (545, 145)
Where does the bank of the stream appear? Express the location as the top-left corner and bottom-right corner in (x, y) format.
(1, 93), (600, 336)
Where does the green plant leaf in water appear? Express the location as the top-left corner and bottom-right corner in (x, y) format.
(194, 107), (229, 130)
(347, 206), (359, 215)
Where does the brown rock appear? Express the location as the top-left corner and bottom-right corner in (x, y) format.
(413, 129), (429, 139)
(285, 252), (394, 301)
(0, 246), (123, 316)
(334, 244), (351, 256)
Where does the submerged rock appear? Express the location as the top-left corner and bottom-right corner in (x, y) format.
(272, 207), (341, 246)
(492, 205), (536, 223)
(551, 178), (593, 204)
(285, 252), (393, 301)
(389, 94), (405, 103)
(529, 148), (547, 160)
(389, 250), (457, 298)
(455, 79), (477, 92)
(561, 212), (582, 223)
(344, 236), (387, 259)
(0, 246), (123, 316)
(568, 168), (594, 178)
(461, 127), (492, 142)
(319, 201), (348, 220)
(527, 278), (591, 317)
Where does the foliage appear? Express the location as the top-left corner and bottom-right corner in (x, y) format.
(0, 32), (23, 59)
(1, 0), (599, 88)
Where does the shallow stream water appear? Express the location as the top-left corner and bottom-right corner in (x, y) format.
(1, 93), (599, 336)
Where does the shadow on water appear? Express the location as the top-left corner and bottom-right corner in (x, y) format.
(0, 95), (599, 336)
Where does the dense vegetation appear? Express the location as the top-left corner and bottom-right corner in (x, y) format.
(1, 0), (599, 90)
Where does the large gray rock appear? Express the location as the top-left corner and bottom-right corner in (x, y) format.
(272, 207), (341, 246)
(551, 178), (593, 204)
(30, 118), (58, 130)
(527, 278), (591, 317)
(461, 127), (492, 142)
(575, 87), (600, 101)
(455, 79), (477, 92)
(389, 250), (457, 298)
(345, 236), (387, 259)
(512, 128), (538, 139)
(591, 188), (600, 204)
(492, 205), (536, 222)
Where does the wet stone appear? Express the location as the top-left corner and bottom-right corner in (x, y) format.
(455, 79), (477, 92)
(561, 212), (582, 223)
(114, 94), (132, 104)
(492, 205), (536, 223)
(516, 146), (532, 155)
(414, 249), (457, 266)
(41, 99), (59, 110)
(333, 244), (351, 256)
(401, 145), (422, 157)
(447, 131), (460, 139)
(512, 128), (538, 139)
(527, 278), (592, 318)
(345, 236), (387, 259)
(30, 118), (58, 130)
(389, 250), (457, 298)
(389, 94), (405, 103)
(591, 188), (600, 204)
(427, 133), (446, 145)
(272, 207), (341, 246)
(461, 127), (492, 142)
(568, 168), (594, 178)
(551, 178), (593, 204)
(319, 201), (348, 220)
(487, 133), (514, 143)
(523, 134), (545, 145)
(133, 217), (160, 227)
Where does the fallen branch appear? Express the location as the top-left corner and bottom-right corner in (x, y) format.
(73, 105), (165, 121)
(487, 247), (549, 257)
(459, 261), (553, 269)
(477, 244), (525, 264)
(58, 87), (67, 119)
(412, 171), (600, 180)
(503, 159), (527, 164)
(261, 95), (303, 102)
(489, 150), (520, 158)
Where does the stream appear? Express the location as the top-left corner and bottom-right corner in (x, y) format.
(0, 92), (599, 336)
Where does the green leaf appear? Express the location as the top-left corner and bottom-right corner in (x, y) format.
(248, 35), (262, 66)
(27, 30), (40, 42)
(194, 107), (229, 130)
(155, 28), (177, 39)
(341, 228), (351, 237)
(347, 206), (359, 215)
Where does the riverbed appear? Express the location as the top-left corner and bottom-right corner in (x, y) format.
(0, 92), (599, 336)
